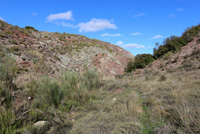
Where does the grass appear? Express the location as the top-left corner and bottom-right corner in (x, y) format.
(0, 110), (17, 134)
(24, 50), (48, 73)
(139, 70), (200, 133)
(9, 46), (21, 56)
(0, 56), (199, 134)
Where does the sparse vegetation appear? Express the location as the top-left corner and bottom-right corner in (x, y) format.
(9, 46), (21, 56)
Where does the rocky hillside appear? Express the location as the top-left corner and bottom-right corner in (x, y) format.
(1, 21), (200, 134)
(0, 20), (134, 80)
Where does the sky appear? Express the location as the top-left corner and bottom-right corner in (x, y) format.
(0, 0), (200, 55)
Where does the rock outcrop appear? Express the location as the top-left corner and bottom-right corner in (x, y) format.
(0, 20), (134, 80)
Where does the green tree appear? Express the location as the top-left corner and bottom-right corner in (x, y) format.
(125, 54), (154, 73)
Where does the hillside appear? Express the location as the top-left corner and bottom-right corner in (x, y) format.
(132, 31), (200, 74)
(0, 21), (200, 134)
(0, 20), (134, 81)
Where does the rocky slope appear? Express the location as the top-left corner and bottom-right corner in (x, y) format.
(0, 20), (134, 80)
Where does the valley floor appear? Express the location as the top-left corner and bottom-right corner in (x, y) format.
(1, 62), (200, 134)
(71, 69), (200, 134)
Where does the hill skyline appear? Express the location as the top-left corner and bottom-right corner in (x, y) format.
(0, 0), (200, 55)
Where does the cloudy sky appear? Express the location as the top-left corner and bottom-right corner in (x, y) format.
(0, 0), (200, 55)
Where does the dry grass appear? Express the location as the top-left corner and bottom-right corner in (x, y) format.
(129, 70), (200, 133)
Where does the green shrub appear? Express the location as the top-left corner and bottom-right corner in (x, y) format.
(26, 68), (101, 113)
(26, 79), (39, 97)
(125, 54), (154, 73)
(82, 68), (100, 91)
(0, 86), (12, 109)
(124, 60), (135, 73)
(59, 100), (80, 112)
(11, 40), (17, 45)
(154, 24), (200, 59)
(0, 51), (18, 109)
(9, 46), (21, 52)
(153, 36), (185, 59)
(162, 52), (173, 60)
(111, 122), (142, 134)
(9, 46), (21, 56)
(28, 69), (101, 110)
(0, 55), (18, 85)
(33, 77), (64, 108)
(25, 26), (38, 31)
(158, 75), (167, 81)
(53, 55), (61, 62)
(0, 110), (17, 134)
(61, 71), (89, 103)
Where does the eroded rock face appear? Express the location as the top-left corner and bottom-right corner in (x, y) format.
(0, 20), (134, 80)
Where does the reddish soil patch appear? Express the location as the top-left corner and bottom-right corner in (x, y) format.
(107, 89), (124, 94)
(114, 89), (124, 94)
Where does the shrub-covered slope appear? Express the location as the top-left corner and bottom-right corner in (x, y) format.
(125, 24), (200, 74)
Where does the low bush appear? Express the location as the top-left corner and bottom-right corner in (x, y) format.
(158, 75), (167, 81)
(33, 77), (64, 108)
(27, 69), (101, 110)
(0, 110), (17, 134)
(25, 26), (38, 31)
(111, 122), (142, 134)
(82, 68), (100, 91)
(61, 69), (101, 103)
(125, 54), (154, 73)
(0, 51), (18, 109)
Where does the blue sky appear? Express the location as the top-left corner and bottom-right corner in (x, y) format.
(0, 0), (200, 55)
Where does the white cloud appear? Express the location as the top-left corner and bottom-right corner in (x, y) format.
(46, 11), (73, 22)
(151, 35), (164, 39)
(78, 18), (117, 32)
(101, 33), (122, 37)
(116, 41), (124, 46)
(130, 32), (143, 36)
(0, 17), (5, 21)
(54, 21), (76, 28)
(116, 41), (145, 49)
(123, 44), (145, 49)
(46, 13), (117, 33)
(168, 14), (176, 18)
(177, 8), (184, 12)
(133, 13), (145, 17)
(32, 12), (38, 16)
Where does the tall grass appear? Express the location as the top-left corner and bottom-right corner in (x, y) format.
(0, 110), (16, 134)
(33, 77), (64, 108)
(0, 49), (19, 109)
